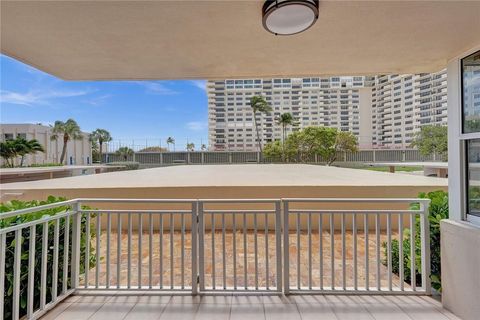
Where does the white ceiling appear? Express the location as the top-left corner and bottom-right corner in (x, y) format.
(1, 0), (480, 80)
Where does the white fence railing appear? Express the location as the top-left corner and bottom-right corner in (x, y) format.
(1, 197), (431, 320)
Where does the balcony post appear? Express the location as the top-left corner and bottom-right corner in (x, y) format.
(71, 201), (82, 289)
(420, 200), (431, 295)
(283, 200), (290, 294)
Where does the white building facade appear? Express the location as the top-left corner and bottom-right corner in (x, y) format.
(208, 71), (447, 151)
(0, 123), (92, 166)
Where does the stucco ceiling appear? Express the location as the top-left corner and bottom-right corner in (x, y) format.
(1, 0), (480, 80)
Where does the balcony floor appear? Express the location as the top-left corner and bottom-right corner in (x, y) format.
(40, 293), (458, 320)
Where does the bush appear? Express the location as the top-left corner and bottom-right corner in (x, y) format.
(106, 161), (140, 170)
(0, 196), (96, 319)
(29, 163), (64, 167)
(383, 190), (448, 291)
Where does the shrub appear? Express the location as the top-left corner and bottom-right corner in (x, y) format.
(0, 196), (96, 319)
(383, 190), (448, 291)
(29, 163), (64, 167)
(106, 161), (140, 170)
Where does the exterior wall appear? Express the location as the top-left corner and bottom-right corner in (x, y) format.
(443, 46), (480, 320)
(0, 123), (92, 166)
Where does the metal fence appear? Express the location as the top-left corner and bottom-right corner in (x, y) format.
(1, 197), (431, 320)
(103, 149), (438, 165)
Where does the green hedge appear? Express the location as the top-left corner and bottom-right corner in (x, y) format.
(383, 190), (448, 291)
(106, 161), (140, 170)
(0, 196), (96, 319)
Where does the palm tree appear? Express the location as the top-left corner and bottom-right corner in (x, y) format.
(16, 138), (45, 167)
(186, 142), (195, 152)
(90, 128), (112, 163)
(166, 137), (175, 151)
(115, 146), (134, 161)
(250, 95), (272, 155)
(0, 139), (17, 167)
(201, 144), (207, 151)
(276, 112), (297, 161)
(51, 119), (83, 164)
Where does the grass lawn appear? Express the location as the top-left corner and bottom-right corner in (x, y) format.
(362, 165), (423, 172)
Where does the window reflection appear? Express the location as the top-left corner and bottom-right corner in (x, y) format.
(467, 139), (480, 216)
(462, 51), (480, 133)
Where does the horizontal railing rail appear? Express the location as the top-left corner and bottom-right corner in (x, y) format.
(0, 197), (431, 320)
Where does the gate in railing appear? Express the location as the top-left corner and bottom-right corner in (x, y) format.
(1, 197), (431, 320)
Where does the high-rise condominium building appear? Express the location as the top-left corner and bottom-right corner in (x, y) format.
(207, 71), (447, 151)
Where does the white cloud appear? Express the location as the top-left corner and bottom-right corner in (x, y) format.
(189, 80), (207, 92)
(186, 121), (207, 131)
(85, 94), (112, 106)
(0, 89), (91, 106)
(134, 81), (179, 95)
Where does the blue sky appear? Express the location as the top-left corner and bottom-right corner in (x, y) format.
(0, 54), (208, 149)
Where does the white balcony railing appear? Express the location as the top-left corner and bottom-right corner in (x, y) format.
(1, 197), (430, 320)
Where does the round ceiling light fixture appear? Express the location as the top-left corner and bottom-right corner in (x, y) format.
(262, 0), (319, 36)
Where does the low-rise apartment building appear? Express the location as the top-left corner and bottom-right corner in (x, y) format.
(0, 123), (92, 166)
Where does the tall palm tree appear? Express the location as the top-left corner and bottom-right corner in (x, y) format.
(166, 137), (175, 151)
(0, 139), (18, 167)
(249, 95), (272, 155)
(115, 146), (134, 161)
(90, 128), (112, 163)
(51, 119), (83, 164)
(186, 142), (195, 152)
(276, 112), (297, 161)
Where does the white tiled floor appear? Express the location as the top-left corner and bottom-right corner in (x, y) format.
(40, 293), (460, 320)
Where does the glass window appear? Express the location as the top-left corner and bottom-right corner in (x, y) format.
(3, 133), (14, 140)
(462, 50), (480, 133)
(467, 139), (480, 216)
(17, 133), (27, 139)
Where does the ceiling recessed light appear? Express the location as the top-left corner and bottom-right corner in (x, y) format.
(262, 0), (319, 36)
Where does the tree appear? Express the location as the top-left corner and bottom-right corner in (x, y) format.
(138, 146), (168, 152)
(115, 146), (134, 161)
(166, 137), (175, 151)
(411, 125), (448, 161)
(201, 144), (207, 151)
(16, 138), (45, 167)
(276, 112), (298, 161)
(249, 95), (272, 156)
(186, 143), (195, 152)
(0, 138), (45, 167)
(89, 129), (112, 163)
(325, 131), (358, 165)
(51, 119), (83, 164)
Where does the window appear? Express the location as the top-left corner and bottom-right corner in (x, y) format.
(4, 133), (14, 140)
(17, 133), (27, 139)
(462, 51), (480, 133)
(466, 139), (480, 216)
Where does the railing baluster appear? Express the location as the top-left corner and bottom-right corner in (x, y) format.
(376, 213), (381, 291)
(106, 213), (111, 288)
(170, 213), (174, 289)
(117, 213), (121, 289)
(265, 213), (269, 290)
(85, 213), (91, 288)
(254, 213), (258, 290)
(138, 213), (143, 288)
(27, 226), (36, 318)
(353, 214), (357, 290)
(296, 212), (301, 289)
(342, 213), (346, 290)
(149, 213), (154, 289)
(275, 201), (282, 292)
(243, 213), (247, 289)
(233, 213), (237, 289)
(0, 234), (5, 318)
(410, 213), (416, 291)
(159, 214), (163, 289)
(191, 202), (198, 295)
(198, 203), (205, 291)
(180, 213), (185, 289)
(211, 213), (216, 289)
(64, 215), (70, 293)
(95, 214), (100, 289)
(40, 223), (48, 310)
(420, 202), (431, 294)
(13, 229), (22, 320)
(319, 214), (323, 290)
(222, 213), (226, 289)
(364, 214), (369, 291)
(283, 201), (290, 294)
(127, 213), (132, 289)
(330, 213), (335, 290)
(387, 213), (392, 291)
(399, 214), (404, 291)
(52, 219), (60, 300)
(308, 212), (312, 290)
